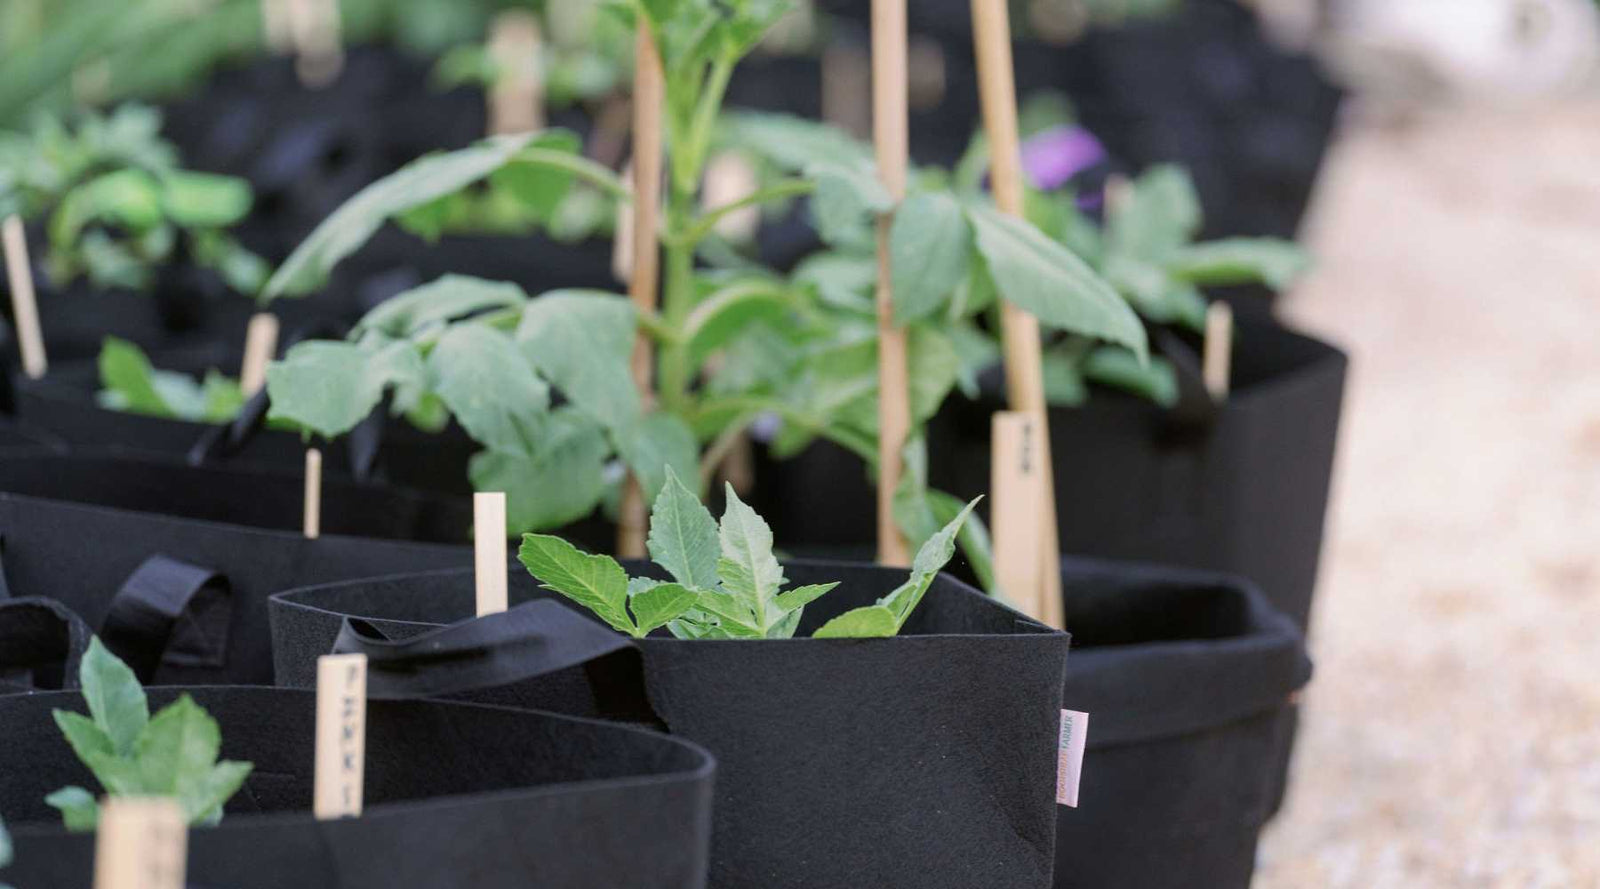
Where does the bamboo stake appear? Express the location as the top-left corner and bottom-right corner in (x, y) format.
(971, 0), (1065, 629)
(302, 448), (322, 540)
(474, 492), (508, 616)
(285, 0), (343, 87)
(1204, 300), (1234, 399)
(2, 215), (46, 379)
(93, 797), (186, 889)
(487, 11), (544, 136)
(991, 411), (1046, 619)
(239, 312), (280, 398)
(313, 652), (366, 820)
(871, 0), (913, 567)
(822, 40), (872, 140)
(616, 25), (665, 559)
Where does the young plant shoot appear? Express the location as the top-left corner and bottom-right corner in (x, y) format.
(518, 468), (979, 639)
(97, 336), (247, 424)
(45, 637), (253, 832)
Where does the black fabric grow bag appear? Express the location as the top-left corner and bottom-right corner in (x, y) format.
(1053, 556), (1310, 889)
(0, 450), (471, 542)
(0, 686), (715, 889)
(269, 560), (1070, 889)
(0, 480), (466, 686)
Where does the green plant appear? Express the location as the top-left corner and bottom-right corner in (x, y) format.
(0, 812), (12, 889)
(96, 337), (246, 424)
(46, 638), (253, 832)
(519, 467), (978, 638)
(0, 103), (265, 294)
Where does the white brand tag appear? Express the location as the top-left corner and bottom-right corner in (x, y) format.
(1057, 709), (1089, 807)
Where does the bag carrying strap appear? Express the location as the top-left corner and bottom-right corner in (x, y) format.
(0, 597), (93, 691)
(333, 600), (660, 726)
(100, 555), (232, 682)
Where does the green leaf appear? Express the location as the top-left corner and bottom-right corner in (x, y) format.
(773, 582), (837, 614)
(265, 340), (425, 439)
(0, 812), (12, 864)
(618, 411), (699, 506)
(792, 251), (876, 315)
(44, 786), (99, 832)
(429, 323), (550, 457)
(968, 204), (1148, 361)
(928, 488), (996, 594)
(879, 498), (979, 627)
(688, 589), (764, 637)
(471, 408), (608, 533)
(355, 275), (528, 339)
(647, 466), (721, 591)
(812, 605), (898, 639)
(809, 163), (891, 246)
(1041, 348), (1089, 407)
(517, 290), (640, 431)
(263, 133), (540, 300)
(629, 582), (700, 636)
(715, 483), (787, 634)
(1166, 238), (1311, 291)
(890, 191), (970, 324)
(486, 130), (584, 220)
(683, 279), (793, 365)
(1083, 347), (1178, 407)
(135, 694), (221, 795)
(517, 534), (635, 635)
(98, 337), (168, 416)
(908, 326), (962, 424)
(182, 760), (253, 827)
(159, 171), (251, 228)
(52, 710), (114, 768)
(1106, 164), (1202, 261)
(723, 112), (874, 174)
(78, 637), (147, 758)
(199, 371), (245, 423)
(51, 168), (163, 246)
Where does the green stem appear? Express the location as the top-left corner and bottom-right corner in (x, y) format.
(669, 178), (815, 248)
(516, 148), (631, 200)
(658, 183), (697, 411)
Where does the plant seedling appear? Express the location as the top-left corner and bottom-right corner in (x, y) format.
(46, 638), (253, 832)
(96, 337), (247, 424)
(519, 467), (979, 639)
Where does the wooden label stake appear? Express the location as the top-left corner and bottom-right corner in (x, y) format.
(991, 411), (1046, 620)
(302, 448), (322, 540)
(487, 11), (544, 136)
(1203, 301), (1234, 400)
(286, 0), (344, 87)
(239, 312), (280, 398)
(2, 214), (47, 379)
(872, 0), (913, 568)
(93, 797), (186, 889)
(474, 492), (508, 616)
(314, 653), (366, 820)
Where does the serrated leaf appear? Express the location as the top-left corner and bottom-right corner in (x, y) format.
(517, 534), (634, 634)
(629, 583), (700, 636)
(264, 133), (539, 300)
(52, 710), (114, 767)
(98, 337), (168, 416)
(265, 339), (426, 439)
(689, 590), (764, 637)
(470, 408), (608, 533)
(1106, 164), (1202, 261)
(890, 191), (970, 324)
(773, 582), (837, 613)
(880, 498), (979, 626)
(517, 290), (639, 431)
(618, 411), (699, 506)
(928, 489), (997, 594)
(159, 171), (252, 228)
(647, 467), (721, 590)
(1166, 237), (1311, 291)
(135, 694), (221, 795)
(182, 760), (253, 827)
(812, 605), (898, 639)
(809, 163), (891, 246)
(968, 204), (1147, 361)
(716, 484), (787, 633)
(44, 786), (99, 832)
(429, 323), (549, 457)
(683, 279), (793, 365)
(79, 637), (147, 758)
(355, 275), (528, 339)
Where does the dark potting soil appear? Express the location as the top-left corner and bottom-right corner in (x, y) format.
(0, 686), (715, 889)
(270, 560), (1069, 889)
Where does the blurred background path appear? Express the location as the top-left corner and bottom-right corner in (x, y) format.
(1258, 103), (1600, 887)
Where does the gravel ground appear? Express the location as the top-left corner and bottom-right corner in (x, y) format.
(1255, 103), (1600, 888)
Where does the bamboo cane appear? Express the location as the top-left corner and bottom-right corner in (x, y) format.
(872, 0), (913, 567)
(971, 0), (1064, 628)
(1204, 300), (1234, 399)
(487, 11), (544, 136)
(2, 215), (46, 379)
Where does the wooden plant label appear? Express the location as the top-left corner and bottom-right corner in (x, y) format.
(474, 492), (509, 616)
(487, 11), (544, 135)
(2, 214), (47, 379)
(702, 152), (760, 242)
(1056, 709), (1089, 808)
(93, 797), (186, 889)
(239, 312), (280, 398)
(314, 653), (366, 820)
(1203, 300), (1234, 399)
(286, 0), (344, 87)
(612, 163), (635, 285)
(991, 411), (1046, 621)
(302, 448), (322, 540)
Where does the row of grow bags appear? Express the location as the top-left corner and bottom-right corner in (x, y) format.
(0, 451), (1310, 888)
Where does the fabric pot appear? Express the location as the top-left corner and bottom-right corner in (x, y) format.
(0, 685), (715, 889)
(1052, 556), (1310, 889)
(0, 596), (93, 694)
(269, 560), (1070, 889)
(0, 476), (467, 686)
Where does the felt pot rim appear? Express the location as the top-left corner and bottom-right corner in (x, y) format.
(2, 684), (717, 836)
(271, 558), (1065, 643)
(1058, 556), (1312, 748)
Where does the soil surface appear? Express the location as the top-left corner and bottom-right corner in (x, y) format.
(1257, 103), (1600, 887)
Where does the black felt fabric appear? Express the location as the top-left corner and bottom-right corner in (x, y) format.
(270, 560), (1070, 889)
(0, 487), (466, 685)
(1053, 557), (1311, 889)
(0, 450), (472, 542)
(0, 597), (91, 693)
(0, 687), (715, 889)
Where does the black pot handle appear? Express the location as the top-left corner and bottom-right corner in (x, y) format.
(333, 600), (660, 725)
(99, 555), (232, 682)
(0, 597), (93, 691)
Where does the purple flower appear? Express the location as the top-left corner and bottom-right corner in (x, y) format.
(1018, 126), (1105, 192)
